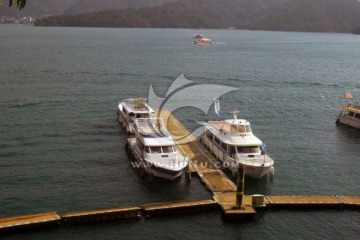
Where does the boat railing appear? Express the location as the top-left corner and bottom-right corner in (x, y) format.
(346, 101), (359, 109)
(353, 101), (359, 109)
(202, 134), (229, 161)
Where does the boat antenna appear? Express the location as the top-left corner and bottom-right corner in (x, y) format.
(233, 108), (239, 120)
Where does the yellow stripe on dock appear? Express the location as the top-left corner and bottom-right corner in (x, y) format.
(60, 206), (141, 225)
(0, 212), (61, 232)
(336, 196), (360, 207)
(266, 195), (341, 207)
(142, 199), (218, 217)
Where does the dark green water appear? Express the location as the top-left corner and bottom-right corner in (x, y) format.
(0, 25), (359, 239)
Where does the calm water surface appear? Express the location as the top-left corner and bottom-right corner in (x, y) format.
(0, 25), (359, 239)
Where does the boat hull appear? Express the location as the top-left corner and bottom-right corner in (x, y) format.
(240, 165), (271, 180)
(337, 115), (360, 129)
(127, 139), (185, 181)
(117, 105), (133, 133)
(202, 134), (273, 180)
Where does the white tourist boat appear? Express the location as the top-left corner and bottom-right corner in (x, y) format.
(336, 93), (360, 129)
(194, 37), (213, 45)
(127, 118), (189, 181)
(117, 97), (154, 133)
(201, 111), (274, 179)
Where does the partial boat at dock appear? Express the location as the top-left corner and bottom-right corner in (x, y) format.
(127, 118), (189, 181)
(117, 97), (154, 133)
(336, 92), (360, 129)
(336, 97), (360, 129)
(201, 111), (274, 180)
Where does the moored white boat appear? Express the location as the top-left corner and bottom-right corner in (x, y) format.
(201, 111), (274, 179)
(117, 97), (154, 133)
(127, 118), (189, 181)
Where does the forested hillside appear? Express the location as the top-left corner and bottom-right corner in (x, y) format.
(63, 0), (177, 15)
(34, 0), (360, 33)
(0, 0), (175, 17)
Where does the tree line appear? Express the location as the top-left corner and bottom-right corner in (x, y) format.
(1, 0), (26, 9)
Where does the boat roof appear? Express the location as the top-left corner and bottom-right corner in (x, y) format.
(195, 37), (212, 42)
(209, 119), (251, 133)
(119, 98), (154, 114)
(135, 118), (175, 146)
(341, 105), (360, 114)
(203, 120), (263, 146)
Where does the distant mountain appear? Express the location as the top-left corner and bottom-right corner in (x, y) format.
(34, 0), (360, 33)
(63, 0), (177, 15)
(245, 0), (360, 32)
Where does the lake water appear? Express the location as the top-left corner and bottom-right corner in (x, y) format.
(0, 24), (359, 239)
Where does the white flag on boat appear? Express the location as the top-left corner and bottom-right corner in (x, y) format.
(214, 97), (221, 117)
(345, 92), (353, 99)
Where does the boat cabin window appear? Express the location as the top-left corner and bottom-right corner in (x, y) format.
(231, 125), (238, 133)
(220, 142), (227, 151)
(231, 125), (251, 133)
(147, 146), (175, 154)
(136, 113), (149, 118)
(348, 111), (360, 119)
(205, 130), (213, 138)
(136, 139), (144, 151)
(162, 146), (175, 153)
(228, 146), (236, 155)
(129, 112), (135, 122)
(150, 146), (161, 154)
(236, 146), (260, 154)
(214, 137), (221, 145)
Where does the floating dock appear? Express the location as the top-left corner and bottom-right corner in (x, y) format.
(0, 212), (61, 233)
(142, 199), (218, 217)
(1, 110), (359, 234)
(60, 206), (141, 225)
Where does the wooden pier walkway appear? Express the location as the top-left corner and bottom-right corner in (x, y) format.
(0, 212), (61, 233)
(1, 110), (359, 233)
